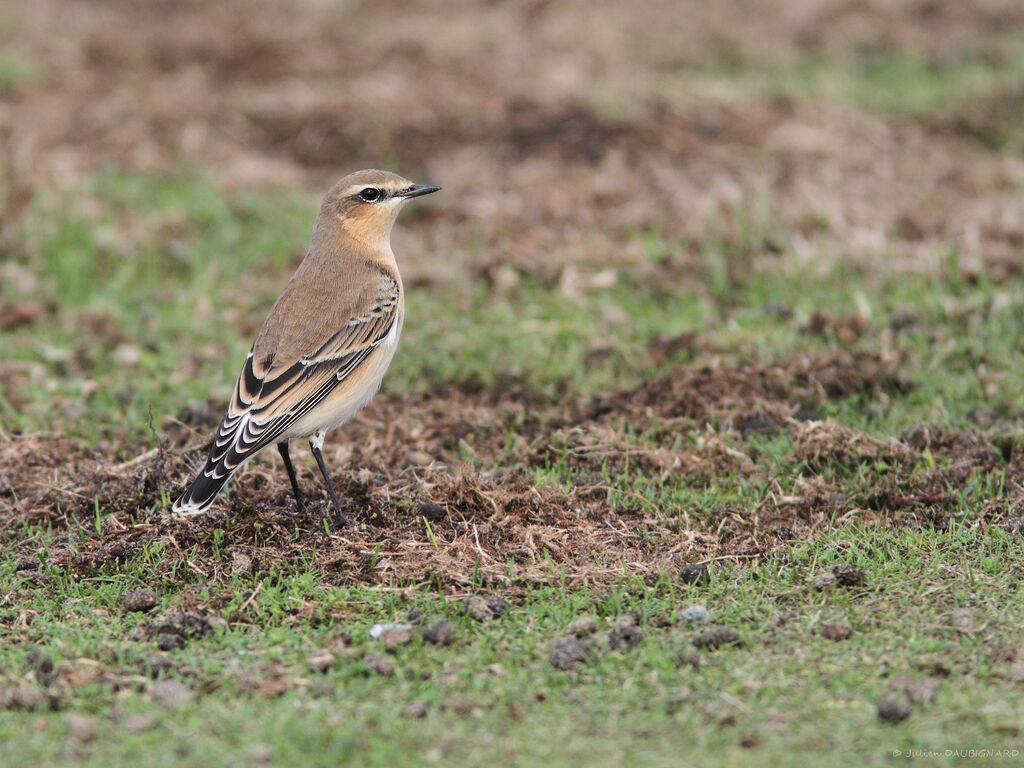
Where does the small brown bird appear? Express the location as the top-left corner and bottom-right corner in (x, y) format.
(172, 169), (440, 526)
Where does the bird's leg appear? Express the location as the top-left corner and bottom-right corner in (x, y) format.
(277, 441), (306, 515)
(309, 431), (352, 528)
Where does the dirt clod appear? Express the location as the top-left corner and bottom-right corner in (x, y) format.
(405, 700), (429, 719)
(811, 572), (837, 590)
(821, 623), (853, 641)
(123, 588), (159, 613)
(152, 679), (193, 708)
(65, 713), (96, 744)
(422, 621), (456, 647)
(308, 650), (336, 673)
(549, 637), (592, 670)
(693, 626), (743, 650)
(680, 564), (710, 585)
(832, 565), (867, 587)
(414, 501), (446, 522)
(462, 595), (510, 622)
(676, 649), (703, 668)
(0, 685), (51, 711)
(608, 624), (643, 652)
(156, 633), (186, 652)
(381, 627), (415, 652)
(877, 696), (911, 723)
(565, 615), (598, 637)
(148, 612), (214, 640)
(364, 655), (394, 677)
(231, 552), (254, 575)
(678, 605), (711, 624)
(887, 674), (938, 705)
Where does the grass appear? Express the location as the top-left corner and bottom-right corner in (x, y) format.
(1, 526), (1021, 767)
(4, 30), (1024, 766)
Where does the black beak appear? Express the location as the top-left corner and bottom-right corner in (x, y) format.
(400, 184), (441, 199)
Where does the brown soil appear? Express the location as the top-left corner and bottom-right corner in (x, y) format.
(2, 351), (1021, 590)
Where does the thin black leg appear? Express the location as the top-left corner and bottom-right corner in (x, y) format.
(277, 442), (306, 515)
(309, 439), (351, 528)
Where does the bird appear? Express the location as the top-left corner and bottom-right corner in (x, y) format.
(172, 169), (440, 527)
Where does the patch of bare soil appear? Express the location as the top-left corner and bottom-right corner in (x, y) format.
(4, 0), (1024, 287)
(2, 353), (1020, 592)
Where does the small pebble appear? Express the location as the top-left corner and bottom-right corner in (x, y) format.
(123, 588), (159, 613)
(369, 622), (414, 640)
(65, 713), (96, 744)
(680, 564), (710, 585)
(565, 615), (598, 637)
(123, 713), (155, 734)
(877, 696), (911, 723)
(693, 626), (742, 650)
(811, 572), (836, 591)
(308, 650), (335, 673)
(678, 605), (711, 624)
(415, 501), (446, 522)
(833, 564), (867, 587)
(156, 633), (185, 652)
(381, 627), (415, 651)
(422, 621), (456, 647)
(231, 552), (254, 575)
(676, 649), (702, 668)
(549, 637), (592, 670)
(364, 655), (394, 677)
(821, 623), (853, 641)
(405, 700), (429, 719)
(608, 624), (643, 652)
(462, 595), (510, 622)
(152, 679), (193, 709)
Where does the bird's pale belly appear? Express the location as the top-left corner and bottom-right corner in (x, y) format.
(283, 325), (401, 440)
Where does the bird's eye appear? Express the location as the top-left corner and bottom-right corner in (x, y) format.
(359, 187), (382, 202)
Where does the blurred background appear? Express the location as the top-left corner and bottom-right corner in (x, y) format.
(2, 0), (1024, 446)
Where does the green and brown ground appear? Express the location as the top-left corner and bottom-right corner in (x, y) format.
(2, 1), (1024, 765)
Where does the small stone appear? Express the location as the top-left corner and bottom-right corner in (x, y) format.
(156, 633), (185, 652)
(148, 612), (213, 640)
(811, 572), (836, 590)
(0, 685), (47, 711)
(415, 501), (446, 522)
(549, 637), (592, 670)
(952, 608), (974, 633)
(608, 624), (643, 652)
(364, 655), (394, 677)
(676, 649), (702, 668)
(405, 451), (435, 467)
(139, 654), (173, 677)
(231, 552), (254, 575)
(833, 564), (866, 587)
(247, 744), (274, 764)
(123, 588), (159, 613)
(821, 623), (853, 641)
(123, 713), (155, 734)
(308, 650), (336, 673)
(152, 679), (193, 708)
(693, 626), (743, 650)
(888, 674), (938, 705)
(405, 700), (429, 719)
(680, 563), (710, 585)
(381, 627), (415, 651)
(369, 622), (414, 639)
(565, 615), (598, 637)
(422, 621), (456, 647)
(678, 605), (711, 624)
(65, 713), (96, 743)
(1006, 661), (1024, 683)
(877, 696), (911, 723)
(462, 595), (510, 622)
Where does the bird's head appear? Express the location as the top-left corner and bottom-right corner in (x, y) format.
(319, 169), (440, 250)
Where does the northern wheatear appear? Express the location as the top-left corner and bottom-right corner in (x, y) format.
(173, 169), (440, 526)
